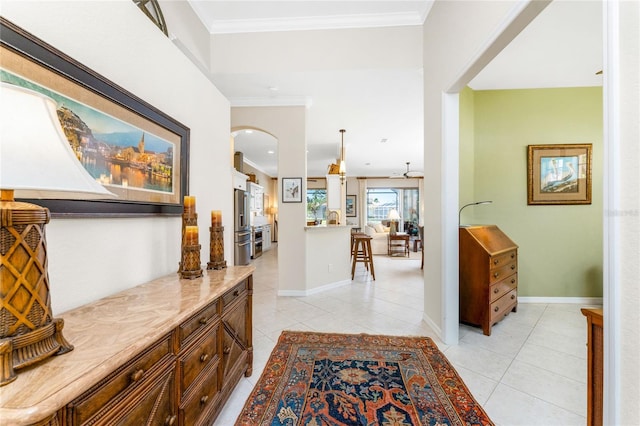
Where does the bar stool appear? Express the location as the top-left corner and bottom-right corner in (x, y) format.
(351, 234), (375, 280)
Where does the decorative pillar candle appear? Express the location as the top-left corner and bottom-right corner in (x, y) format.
(211, 210), (222, 227)
(185, 225), (198, 245)
(183, 196), (196, 216)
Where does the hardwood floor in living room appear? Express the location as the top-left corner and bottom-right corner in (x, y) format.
(216, 245), (591, 425)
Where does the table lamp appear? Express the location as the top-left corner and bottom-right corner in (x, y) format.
(0, 83), (115, 385)
(388, 209), (400, 234)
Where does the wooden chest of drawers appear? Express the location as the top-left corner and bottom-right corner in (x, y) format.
(459, 225), (518, 336)
(0, 266), (254, 426)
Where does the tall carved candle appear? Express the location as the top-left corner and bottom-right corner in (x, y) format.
(208, 210), (226, 270)
(184, 195), (196, 217)
(211, 210), (222, 227)
(178, 195), (198, 274)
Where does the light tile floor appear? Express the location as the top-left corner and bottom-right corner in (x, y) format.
(216, 244), (596, 425)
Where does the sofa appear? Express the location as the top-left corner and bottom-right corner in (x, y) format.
(364, 222), (390, 255)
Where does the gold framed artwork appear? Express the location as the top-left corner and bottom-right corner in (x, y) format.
(527, 144), (592, 205)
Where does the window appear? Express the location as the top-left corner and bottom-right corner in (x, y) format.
(306, 189), (327, 223)
(367, 187), (419, 235)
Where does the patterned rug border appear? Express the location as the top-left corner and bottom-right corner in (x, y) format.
(236, 330), (494, 426)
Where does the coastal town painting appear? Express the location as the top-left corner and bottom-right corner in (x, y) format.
(0, 18), (189, 216)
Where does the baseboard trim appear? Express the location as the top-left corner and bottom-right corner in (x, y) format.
(277, 279), (352, 297)
(422, 313), (442, 338)
(519, 296), (603, 305)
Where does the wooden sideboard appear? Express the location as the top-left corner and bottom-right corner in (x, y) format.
(0, 266), (254, 426)
(459, 225), (518, 336)
(582, 308), (603, 426)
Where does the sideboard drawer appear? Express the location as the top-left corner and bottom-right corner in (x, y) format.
(180, 364), (220, 426)
(222, 280), (248, 312)
(490, 275), (518, 303)
(179, 301), (219, 347)
(92, 367), (177, 426)
(68, 333), (174, 425)
(490, 288), (518, 324)
(179, 323), (220, 398)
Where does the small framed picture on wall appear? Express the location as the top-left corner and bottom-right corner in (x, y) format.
(346, 195), (357, 217)
(282, 177), (302, 203)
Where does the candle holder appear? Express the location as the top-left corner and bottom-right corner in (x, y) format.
(180, 243), (203, 279)
(178, 212), (198, 274)
(207, 225), (226, 270)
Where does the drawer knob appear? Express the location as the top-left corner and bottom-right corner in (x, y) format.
(233, 290), (239, 297)
(493, 259), (499, 265)
(200, 353), (209, 363)
(511, 253), (515, 258)
(511, 265), (516, 270)
(165, 415), (177, 426)
(199, 317), (209, 325)
(493, 272), (499, 278)
(511, 294), (516, 300)
(224, 346), (231, 354)
(200, 395), (209, 405)
(131, 368), (144, 382)
(493, 288), (499, 294)
(511, 278), (516, 284)
(494, 306), (499, 313)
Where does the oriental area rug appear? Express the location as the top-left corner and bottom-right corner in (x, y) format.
(235, 331), (493, 426)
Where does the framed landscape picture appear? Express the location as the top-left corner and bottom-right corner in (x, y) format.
(0, 18), (189, 216)
(527, 144), (592, 205)
(346, 195), (357, 217)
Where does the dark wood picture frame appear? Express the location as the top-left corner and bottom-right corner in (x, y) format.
(346, 195), (357, 217)
(0, 17), (189, 216)
(282, 178), (302, 203)
(527, 143), (592, 205)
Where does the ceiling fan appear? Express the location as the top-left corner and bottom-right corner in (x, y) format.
(390, 162), (424, 179)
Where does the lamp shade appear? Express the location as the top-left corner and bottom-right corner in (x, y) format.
(388, 209), (400, 220)
(0, 83), (114, 199)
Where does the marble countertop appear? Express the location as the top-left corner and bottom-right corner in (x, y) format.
(0, 265), (255, 425)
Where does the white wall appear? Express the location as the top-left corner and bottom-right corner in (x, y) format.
(231, 106), (308, 293)
(422, 0), (518, 340)
(2, 1), (232, 313)
(607, 1), (640, 423)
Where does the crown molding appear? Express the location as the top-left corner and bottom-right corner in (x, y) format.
(209, 12), (424, 34)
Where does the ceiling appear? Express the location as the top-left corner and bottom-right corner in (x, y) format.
(188, 0), (602, 178)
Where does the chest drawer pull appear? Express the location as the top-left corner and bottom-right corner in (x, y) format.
(511, 294), (516, 300)
(233, 290), (239, 297)
(511, 265), (516, 270)
(200, 395), (209, 405)
(131, 368), (144, 382)
(199, 317), (210, 325)
(493, 272), (499, 278)
(200, 353), (209, 363)
(165, 414), (177, 426)
(493, 259), (499, 265)
(223, 346), (231, 354)
(493, 287), (500, 294)
(494, 306), (500, 313)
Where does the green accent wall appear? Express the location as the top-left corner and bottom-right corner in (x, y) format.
(461, 87), (603, 298)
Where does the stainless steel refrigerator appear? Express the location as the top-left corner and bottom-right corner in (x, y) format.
(234, 189), (251, 265)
